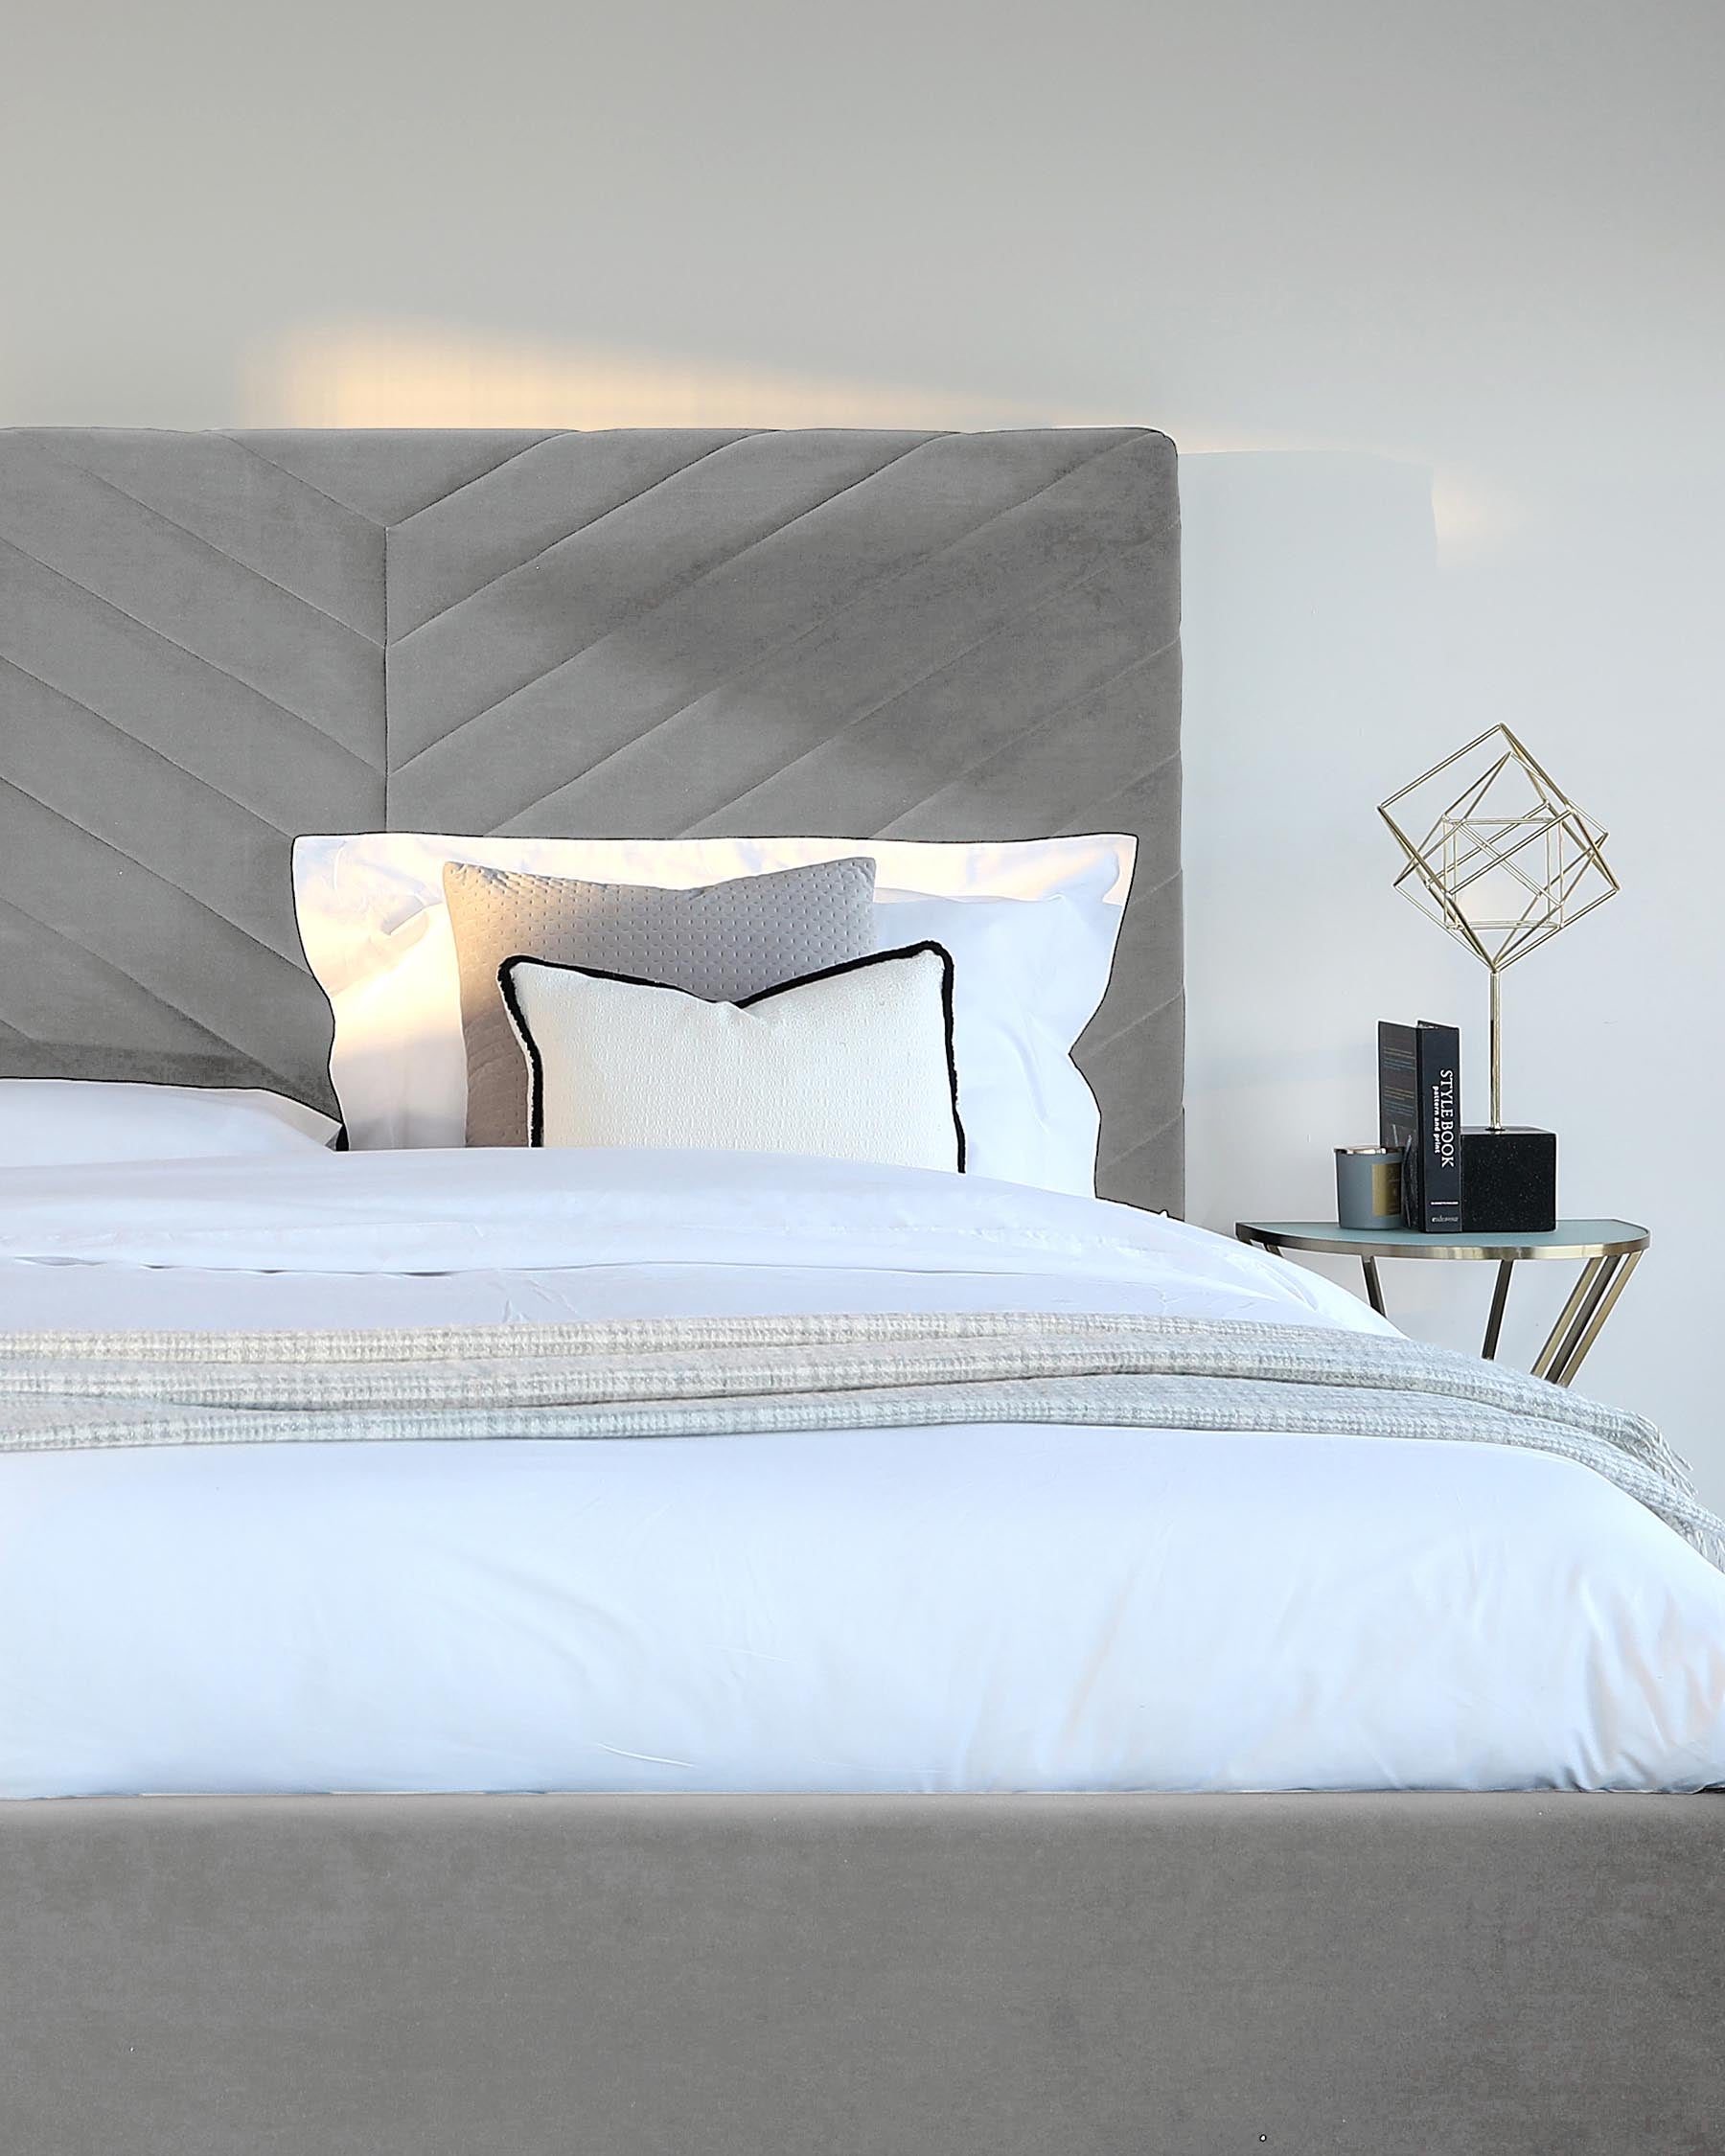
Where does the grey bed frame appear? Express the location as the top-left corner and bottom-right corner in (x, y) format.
(0, 427), (1719, 2153)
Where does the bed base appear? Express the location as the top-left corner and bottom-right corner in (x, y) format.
(3, 1790), (1720, 2154)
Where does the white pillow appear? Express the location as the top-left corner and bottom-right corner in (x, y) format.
(880, 885), (1116, 1197)
(0, 1082), (338, 1168)
(291, 832), (1134, 1192)
(501, 944), (964, 1173)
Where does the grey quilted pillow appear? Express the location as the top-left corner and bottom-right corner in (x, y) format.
(443, 858), (878, 1147)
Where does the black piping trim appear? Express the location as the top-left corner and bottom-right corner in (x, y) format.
(496, 940), (966, 1172)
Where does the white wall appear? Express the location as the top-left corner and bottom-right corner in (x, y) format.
(3, 0), (1722, 1493)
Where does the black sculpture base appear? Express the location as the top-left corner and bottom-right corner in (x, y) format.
(1460, 1126), (1557, 1234)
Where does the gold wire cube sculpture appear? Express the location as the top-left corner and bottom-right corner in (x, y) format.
(1378, 727), (1618, 972)
(1378, 726), (1619, 1125)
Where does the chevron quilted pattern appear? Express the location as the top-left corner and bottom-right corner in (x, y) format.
(0, 429), (386, 1106)
(0, 427), (1183, 1211)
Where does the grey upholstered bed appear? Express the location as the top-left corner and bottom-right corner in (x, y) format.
(0, 427), (1719, 2155)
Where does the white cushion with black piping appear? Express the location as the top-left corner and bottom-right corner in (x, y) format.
(499, 943), (964, 1173)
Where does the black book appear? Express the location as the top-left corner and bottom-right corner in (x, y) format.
(1377, 1020), (1463, 1232)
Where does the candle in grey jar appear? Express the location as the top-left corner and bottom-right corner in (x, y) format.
(1335, 1146), (1404, 1229)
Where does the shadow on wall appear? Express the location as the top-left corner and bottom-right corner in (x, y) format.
(1180, 450), (1452, 1254)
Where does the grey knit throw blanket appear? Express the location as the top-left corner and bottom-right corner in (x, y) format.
(1, 1311), (1718, 1571)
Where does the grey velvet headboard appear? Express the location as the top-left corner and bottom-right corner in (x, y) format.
(0, 426), (1183, 1211)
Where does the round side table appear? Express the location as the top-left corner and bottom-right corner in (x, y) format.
(1234, 1218), (1649, 1388)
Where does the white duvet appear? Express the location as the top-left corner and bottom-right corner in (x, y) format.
(0, 1148), (1720, 1798)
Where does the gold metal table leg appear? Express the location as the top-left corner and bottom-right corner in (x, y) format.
(1546, 1250), (1642, 1388)
(1531, 1258), (1608, 1382)
(1542, 1258), (1620, 1388)
(1481, 1259), (1514, 1361)
(1360, 1256), (1387, 1318)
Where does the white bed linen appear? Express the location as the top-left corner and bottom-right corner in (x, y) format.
(0, 1080), (337, 1166)
(1, 1150), (1721, 1799)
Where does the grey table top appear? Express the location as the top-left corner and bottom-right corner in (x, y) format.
(1235, 1218), (1649, 1262)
